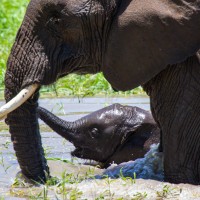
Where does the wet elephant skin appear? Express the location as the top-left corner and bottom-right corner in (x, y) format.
(38, 104), (160, 167)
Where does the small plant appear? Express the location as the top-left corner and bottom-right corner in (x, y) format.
(47, 157), (74, 165)
(119, 168), (137, 185)
(29, 192), (43, 200)
(156, 185), (180, 199)
(2, 141), (11, 149)
(12, 177), (26, 187)
(0, 152), (11, 173)
(84, 167), (96, 179)
(120, 170), (134, 185)
(50, 102), (66, 115)
(62, 138), (67, 146)
(132, 192), (147, 200)
(28, 187), (49, 200)
(56, 171), (83, 199)
(103, 177), (115, 199)
(10, 188), (26, 198)
(43, 185), (49, 200)
(95, 194), (105, 200)
(43, 146), (53, 157)
(46, 176), (59, 186)
(69, 188), (83, 200)
(133, 172), (137, 184)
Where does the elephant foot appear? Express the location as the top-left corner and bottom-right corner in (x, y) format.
(165, 172), (200, 185)
(10, 123), (50, 183)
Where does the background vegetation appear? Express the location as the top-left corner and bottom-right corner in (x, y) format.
(0, 0), (145, 98)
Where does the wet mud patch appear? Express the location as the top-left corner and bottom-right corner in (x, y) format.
(9, 160), (200, 200)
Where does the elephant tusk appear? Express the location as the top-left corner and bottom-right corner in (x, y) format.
(0, 84), (39, 120)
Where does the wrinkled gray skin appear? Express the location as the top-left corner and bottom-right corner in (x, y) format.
(5, 0), (200, 184)
(38, 104), (160, 167)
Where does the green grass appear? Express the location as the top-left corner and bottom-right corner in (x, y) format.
(0, 0), (29, 87)
(0, 0), (145, 98)
(40, 74), (145, 98)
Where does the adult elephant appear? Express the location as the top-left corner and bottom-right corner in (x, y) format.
(1, 0), (200, 184)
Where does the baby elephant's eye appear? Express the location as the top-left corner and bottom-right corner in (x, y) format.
(90, 128), (99, 139)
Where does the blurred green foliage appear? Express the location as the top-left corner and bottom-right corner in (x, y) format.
(0, 0), (29, 86)
(0, 0), (145, 97)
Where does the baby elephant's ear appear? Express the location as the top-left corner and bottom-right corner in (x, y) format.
(103, 1), (200, 91)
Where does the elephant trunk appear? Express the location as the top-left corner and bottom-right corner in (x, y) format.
(4, 26), (50, 183)
(5, 94), (49, 183)
(38, 107), (77, 143)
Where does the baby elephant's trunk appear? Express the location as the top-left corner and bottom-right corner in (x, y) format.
(37, 107), (77, 143)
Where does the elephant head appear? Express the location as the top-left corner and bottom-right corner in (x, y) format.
(2, 0), (120, 182)
(38, 104), (160, 167)
(1, 0), (200, 183)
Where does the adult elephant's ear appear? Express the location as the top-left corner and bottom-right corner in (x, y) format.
(103, 0), (200, 91)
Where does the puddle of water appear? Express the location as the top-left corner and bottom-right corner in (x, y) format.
(38, 96), (150, 118)
(0, 96), (152, 199)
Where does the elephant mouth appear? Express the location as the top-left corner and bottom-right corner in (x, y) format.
(71, 146), (84, 158)
(71, 145), (99, 160)
(71, 146), (104, 167)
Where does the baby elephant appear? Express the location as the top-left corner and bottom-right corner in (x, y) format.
(38, 104), (160, 167)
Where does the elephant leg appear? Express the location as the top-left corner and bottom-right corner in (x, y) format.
(149, 99), (163, 152)
(144, 54), (200, 184)
(5, 88), (49, 183)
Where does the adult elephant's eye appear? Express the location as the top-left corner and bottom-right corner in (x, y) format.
(49, 17), (61, 25)
(46, 15), (63, 38)
(90, 128), (99, 139)
(46, 10), (63, 28)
